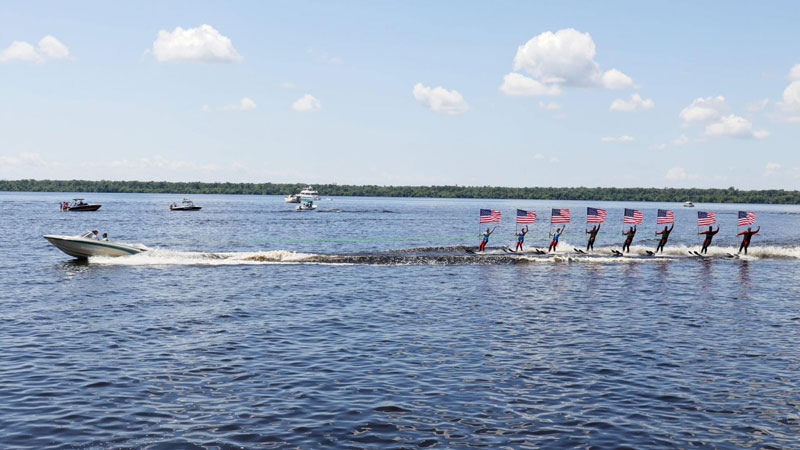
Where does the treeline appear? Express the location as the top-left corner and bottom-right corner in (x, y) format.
(1, 179), (799, 204)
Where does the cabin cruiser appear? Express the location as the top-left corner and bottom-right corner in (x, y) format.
(170, 198), (202, 211)
(296, 199), (317, 211)
(683, 201), (695, 207)
(298, 186), (320, 200)
(61, 199), (101, 211)
(284, 194), (301, 203)
(43, 231), (146, 259)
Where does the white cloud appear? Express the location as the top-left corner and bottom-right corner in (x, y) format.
(679, 96), (726, 124)
(745, 98), (769, 112)
(0, 36), (70, 63)
(511, 28), (633, 89)
(790, 64), (800, 80)
(151, 25), (241, 62)
(538, 101), (561, 110)
(664, 166), (697, 181)
(37, 35), (70, 59)
(413, 83), (468, 115)
(609, 93), (654, 112)
(782, 80), (800, 110)
(764, 162), (781, 176)
(0, 152), (54, 167)
(671, 134), (690, 145)
(222, 97), (256, 111)
(280, 81), (295, 89)
(705, 114), (769, 139)
(499, 73), (561, 97)
(292, 94), (322, 112)
(600, 135), (635, 142)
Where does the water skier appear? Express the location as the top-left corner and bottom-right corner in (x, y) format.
(737, 226), (760, 255)
(549, 226), (564, 252)
(585, 224), (600, 252)
(515, 226), (528, 251)
(699, 225), (719, 254)
(622, 225), (636, 253)
(478, 226), (496, 252)
(654, 224), (674, 253)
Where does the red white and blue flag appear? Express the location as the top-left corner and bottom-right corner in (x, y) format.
(697, 211), (716, 226)
(516, 209), (536, 224)
(738, 211), (756, 226)
(551, 208), (571, 224)
(624, 208), (643, 224)
(480, 209), (501, 223)
(586, 207), (607, 224)
(656, 209), (674, 224)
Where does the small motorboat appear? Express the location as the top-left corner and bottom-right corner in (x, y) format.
(61, 199), (101, 211)
(683, 201), (695, 207)
(170, 198), (202, 211)
(296, 199), (317, 211)
(43, 231), (146, 259)
(284, 194), (301, 203)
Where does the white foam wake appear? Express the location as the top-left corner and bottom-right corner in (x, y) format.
(90, 248), (317, 266)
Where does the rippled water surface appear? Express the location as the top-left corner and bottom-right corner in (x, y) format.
(2, 192), (800, 448)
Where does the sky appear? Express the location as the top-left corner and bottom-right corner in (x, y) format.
(1, 1), (800, 189)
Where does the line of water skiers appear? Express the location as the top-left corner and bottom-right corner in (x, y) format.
(478, 224), (760, 255)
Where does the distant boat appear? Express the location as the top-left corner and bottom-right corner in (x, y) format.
(43, 231), (145, 259)
(286, 186), (321, 202)
(61, 199), (101, 211)
(284, 194), (301, 203)
(170, 198), (202, 211)
(296, 199), (317, 211)
(683, 201), (695, 208)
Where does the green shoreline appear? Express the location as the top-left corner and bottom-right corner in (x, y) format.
(1, 179), (799, 204)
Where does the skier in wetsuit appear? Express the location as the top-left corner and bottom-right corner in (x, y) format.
(699, 225), (719, 254)
(478, 226), (496, 252)
(737, 226), (760, 255)
(585, 224), (600, 252)
(622, 225), (636, 253)
(514, 226), (528, 251)
(654, 224), (674, 253)
(548, 226), (564, 252)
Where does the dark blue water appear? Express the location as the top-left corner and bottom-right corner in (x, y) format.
(2, 192), (800, 448)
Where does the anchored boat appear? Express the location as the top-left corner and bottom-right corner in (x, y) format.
(170, 198), (202, 211)
(60, 199), (101, 211)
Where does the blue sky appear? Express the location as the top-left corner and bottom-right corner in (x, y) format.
(2, 1), (799, 189)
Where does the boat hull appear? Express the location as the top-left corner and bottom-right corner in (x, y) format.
(43, 235), (145, 259)
(63, 205), (102, 211)
(170, 206), (202, 211)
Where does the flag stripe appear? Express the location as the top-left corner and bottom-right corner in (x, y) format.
(697, 211), (716, 226)
(656, 209), (674, 224)
(551, 208), (571, 224)
(517, 209), (537, 224)
(480, 209), (502, 223)
(623, 208), (643, 224)
(586, 207), (607, 224)
(737, 211), (756, 226)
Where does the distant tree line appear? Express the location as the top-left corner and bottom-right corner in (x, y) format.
(1, 179), (798, 204)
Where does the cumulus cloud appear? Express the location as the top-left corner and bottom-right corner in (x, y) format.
(790, 64), (800, 80)
(150, 25), (241, 62)
(0, 35), (70, 63)
(539, 101), (561, 110)
(509, 28), (633, 91)
(664, 166), (697, 181)
(292, 94), (322, 112)
(679, 96), (727, 124)
(609, 93), (654, 112)
(705, 114), (769, 139)
(413, 83), (468, 115)
(782, 81), (800, 110)
(499, 73), (561, 97)
(600, 135), (635, 143)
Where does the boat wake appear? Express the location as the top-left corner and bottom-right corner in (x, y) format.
(86, 242), (800, 266)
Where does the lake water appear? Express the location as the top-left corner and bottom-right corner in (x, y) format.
(2, 192), (800, 448)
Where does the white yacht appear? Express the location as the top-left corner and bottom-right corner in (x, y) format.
(683, 201), (695, 208)
(298, 186), (320, 200)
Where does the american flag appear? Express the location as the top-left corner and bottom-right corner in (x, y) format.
(738, 211), (756, 226)
(656, 209), (674, 224)
(551, 208), (570, 224)
(479, 209), (501, 223)
(516, 209), (536, 224)
(697, 211), (716, 226)
(623, 208), (643, 224)
(586, 207), (607, 224)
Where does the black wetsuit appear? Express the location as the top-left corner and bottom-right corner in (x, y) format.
(622, 226), (636, 253)
(586, 226), (600, 251)
(655, 225), (673, 253)
(738, 227), (760, 254)
(700, 226), (719, 254)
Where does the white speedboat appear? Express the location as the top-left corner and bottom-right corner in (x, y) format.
(170, 198), (202, 211)
(296, 199), (317, 211)
(43, 231), (146, 259)
(683, 201), (695, 207)
(284, 194), (301, 203)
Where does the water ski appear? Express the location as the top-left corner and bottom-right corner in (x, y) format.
(573, 248), (585, 254)
(726, 253), (739, 259)
(610, 249), (623, 257)
(534, 249), (547, 255)
(645, 250), (655, 256)
(505, 246), (516, 253)
(465, 248), (475, 254)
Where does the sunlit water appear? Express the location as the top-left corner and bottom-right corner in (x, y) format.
(2, 192), (800, 448)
